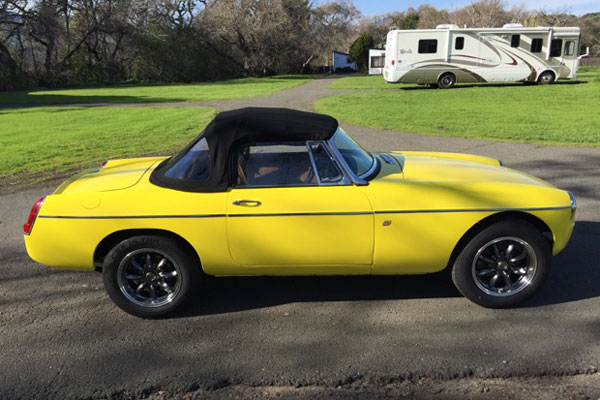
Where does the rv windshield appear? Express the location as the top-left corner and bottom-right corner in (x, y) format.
(332, 128), (375, 178)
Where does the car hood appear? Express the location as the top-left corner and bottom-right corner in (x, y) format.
(54, 157), (168, 194)
(381, 151), (554, 188)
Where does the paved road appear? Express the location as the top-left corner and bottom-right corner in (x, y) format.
(1, 79), (599, 399)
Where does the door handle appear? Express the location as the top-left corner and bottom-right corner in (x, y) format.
(232, 199), (262, 207)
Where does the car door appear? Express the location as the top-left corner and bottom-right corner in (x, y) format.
(226, 140), (374, 273)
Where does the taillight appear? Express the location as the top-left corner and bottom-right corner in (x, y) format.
(23, 196), (45, 235)
(391, 60), (395, 66)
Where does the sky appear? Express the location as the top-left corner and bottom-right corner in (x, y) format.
(330, 0), (599, 17)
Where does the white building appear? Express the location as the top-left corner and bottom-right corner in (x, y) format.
(332, 51), (358, 72)
(368, 49), (386, 75)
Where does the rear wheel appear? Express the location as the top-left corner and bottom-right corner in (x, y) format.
(451, 220), (550, 308)
(438, 73), (456, 89)
(537, 71), (555, 85)
(102, 235), (198, 318)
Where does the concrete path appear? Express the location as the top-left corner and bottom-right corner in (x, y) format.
(0, 78), (599, 400)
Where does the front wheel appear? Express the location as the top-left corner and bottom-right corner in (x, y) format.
(451, 220), (550, 308)
(438, 73), (456, 89)
(102, 235), (199, 318)
(537, 71), (555, 85)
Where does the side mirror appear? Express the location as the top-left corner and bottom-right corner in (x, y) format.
(578, 46), (590, 60)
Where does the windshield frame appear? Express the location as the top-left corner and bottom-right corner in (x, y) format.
(328, 128), (379, 184)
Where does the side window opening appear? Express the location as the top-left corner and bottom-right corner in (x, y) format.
(163, 137), (211, 181)
(564, 41), (575, 56)
(511, 34), (520, 48)
(235, 142), (314, 187)
(418, 39), (438, 54)
(234, 141), (345, 188)
(550, 39), (563, 57)
(531, 38), (543, 53)
(455, 36), (464, 50)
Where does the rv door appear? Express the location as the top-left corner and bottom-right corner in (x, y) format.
(557, 37), (580, 79)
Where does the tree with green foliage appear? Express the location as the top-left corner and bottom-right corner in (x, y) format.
(348, 32), (374, 71)
(400, 13), (420, 29)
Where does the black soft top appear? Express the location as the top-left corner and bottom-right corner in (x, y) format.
(151, 107), (339, 192)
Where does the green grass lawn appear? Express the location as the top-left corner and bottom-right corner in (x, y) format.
(0, 77), (308, 106)
(318, 67), (600, 147)
(0, 106), (216, 185)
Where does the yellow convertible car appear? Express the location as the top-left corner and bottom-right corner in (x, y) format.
(24, 108), (576, 317)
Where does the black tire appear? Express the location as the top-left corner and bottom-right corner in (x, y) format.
(102, 235), (199, 318)
(451, 220), (550, 308)
(537, 71), (555, 85)
(437, 73), (456, 89)
(429, 83), (439, 89)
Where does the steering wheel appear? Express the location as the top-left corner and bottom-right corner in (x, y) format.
(303, 166), (316, 184)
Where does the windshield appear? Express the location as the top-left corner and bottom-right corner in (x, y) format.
(332, 128), (374, 177)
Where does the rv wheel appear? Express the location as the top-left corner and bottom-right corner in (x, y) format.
(438, 73), (456, 89)
(537, 71), (555, 85)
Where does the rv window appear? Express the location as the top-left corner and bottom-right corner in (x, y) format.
(550, 39), (563, 57)
(455, 37), (464, 50)
(418, 39), (438, 54)
(531, 38), (543, 53)
(564, 41), (575, 56)
(511, 35), (520, 48)
(371, 56), (385, 68)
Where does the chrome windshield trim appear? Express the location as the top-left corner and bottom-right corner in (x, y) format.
(358, 153), (380, 181)
(306, 140), (351, 186)
(326, 137), (367, 186)
(328, 129), (379, 185)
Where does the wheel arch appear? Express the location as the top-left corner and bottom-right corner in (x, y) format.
(445, 211), (553, 270)
(94, 229), (203, 273)
(436, 70), (456, 81)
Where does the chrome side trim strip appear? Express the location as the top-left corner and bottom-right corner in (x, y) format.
(38, 214), (226, 219)
(37, 205), (570, 220)
(375, 205), (571, 214)
(228, 211), (372, 217)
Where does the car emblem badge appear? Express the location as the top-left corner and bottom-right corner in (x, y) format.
(382, 220), (392, 226)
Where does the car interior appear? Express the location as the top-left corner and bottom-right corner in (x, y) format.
(236, 143), (317, 187)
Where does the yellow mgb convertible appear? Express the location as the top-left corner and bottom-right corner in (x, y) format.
(24, 108), (576, 317)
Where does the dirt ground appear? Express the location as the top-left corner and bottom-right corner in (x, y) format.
(104, 374), (600, 400)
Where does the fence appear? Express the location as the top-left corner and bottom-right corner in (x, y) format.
(581, 57), (600, 66)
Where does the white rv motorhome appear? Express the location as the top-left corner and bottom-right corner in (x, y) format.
(383, 24), (589, 88)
